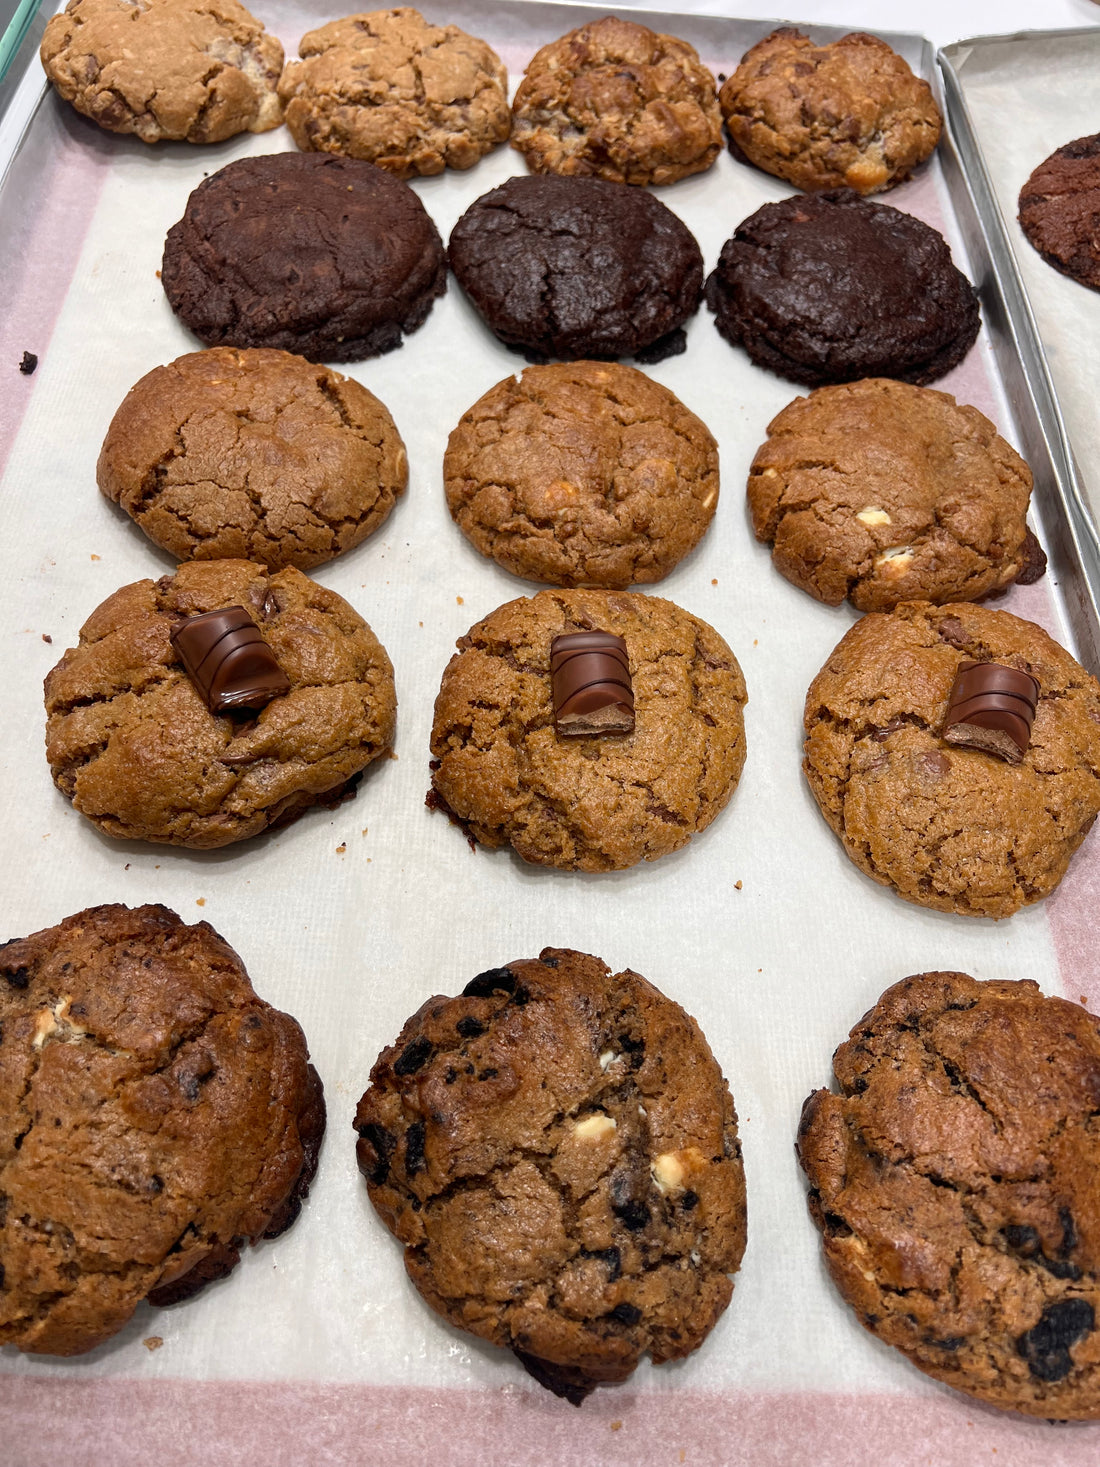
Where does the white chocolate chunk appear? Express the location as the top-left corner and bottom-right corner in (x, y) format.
(875, 545), (914, 576)
(598, 1050), (619, 1071)
(651, 1152), (685, 1193)
(856, 507), (891, 527)
(573, 1112), (616, 1141)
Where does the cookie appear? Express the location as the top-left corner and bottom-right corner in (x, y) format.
(510, 15), (721, 187)
(278, 7), (510, 179)
(706, 190), (981, 387)
(0, 903), (324, 1356)
(98, 348), (408, 572)
(443, 362), (719, 588)
(448, 175), (704, 364)
(354, 948), (747, 1403)
(718, 29), (940, 195)
(161, 153), (446, 363)
(799, 971), (1100, 1418)
(428, 589), (746, 871)
(748, 379), (1040, 610)
(1018, 134), (1100, 292)
(802, 601), (1100, 918)
(40, 0), (283, 144)
(45, 559), (396, 848)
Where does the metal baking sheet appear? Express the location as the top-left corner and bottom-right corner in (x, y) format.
(2, 5), (1100, 1463)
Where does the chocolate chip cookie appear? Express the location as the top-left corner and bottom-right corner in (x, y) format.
(161, 153), (446, 363)
(443, 362), (719, 588)
(0, 903), (324, 1356)
(1019, 134), (1100, 292)
(45, 559), (396, 848)
(799, 971), (1100, 1417)
(706, 190), (981, 387)
(355, 948), (747, 1404)
(448, 175), (704, 364)
(803, 601), (1100, 917)
(278, 7), (510, 179)
(429, 589), (747, 871)
(719, 29), (941, 195)
(748, 379), (1040, 610)
(41, 0), (283, 143)
(510, 15), (721, 187)
(98, 348), (408, 572)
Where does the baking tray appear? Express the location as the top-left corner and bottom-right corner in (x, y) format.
(2, 5), (1100, 1464)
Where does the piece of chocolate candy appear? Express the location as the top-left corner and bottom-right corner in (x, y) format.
(171, 606), (290, 714)
(550, 630), (634, 736)
(942, 659), (1040, 764)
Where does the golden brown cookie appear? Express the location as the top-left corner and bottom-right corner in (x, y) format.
(98, 348), (408, 573)
(799, 971), (1100, 1418)
(355, 948), (747, 1404)
(0, 903), (324, 1356)
(748, 380), (1039, 610)
(278, 7), (509, 178)
(40, 0), (283, 144)
(443, 363), (718, 588)
(510, 15), (721, 186)
(45, 560), (396, 849)
(719, 29), (940, 194)
(803, 601), (1100, 917)
(429, 589), (747, 871)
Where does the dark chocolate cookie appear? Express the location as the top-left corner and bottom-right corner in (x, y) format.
(448, 174), (704, 363)
(161, 152), (446, 363)
(354, 949), (747, 1404)
(706, 189), (980, 387)
(1018, 133), (1100, 292)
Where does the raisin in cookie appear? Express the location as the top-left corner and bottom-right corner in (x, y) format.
(719, 29), (940, 195)
(803, 601), (1100, 917)
(429, 589), (747, 871)
(1019, 134), (1100, 292)
(45, 559), (396, 849)
(355, 949), (747, 1404)
(510, 15), (721, 187)
(98, 348), (408, 572)
(278, 8), (510, 179)
(41, 0), (283, 143)
(748, 379), (1041, 610)
(444, 362), (718, 588)
(0, 903), (324, 1356)
(799, 971), (1100, 1417)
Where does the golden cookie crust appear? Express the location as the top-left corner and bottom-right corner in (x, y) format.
(719, 29), (941, 195)
(41, 0), (283, 144)
(278, 7), (509, 178)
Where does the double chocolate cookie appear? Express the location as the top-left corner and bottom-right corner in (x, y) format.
(355, 949), (747, 1403)
(0, 903), (324, 1355)
(1019, 133), (1100, 292)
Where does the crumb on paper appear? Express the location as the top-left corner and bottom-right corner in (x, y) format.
(753, 639), (758, 647)
(124, 863), (130, 871)
(18, 351), (37, 375)
(1082, 996), (1089, 1006)
(757, 968), (762, 973)
(41, 633), (52, 643)
(196, 898), (205, 907)
(143, 1336), (163, 1351)
(336, 843), (346, 854)
(90, 553), (100, 561)
(711, 578), (717, 586)
(155, 270), (161, 279)
(361, 828), (368, 837)
(456, 596), (464, 605)
(610, 1422), (622, 1432)
(734, 880), (742, 890)
(419, 620), (423, 627)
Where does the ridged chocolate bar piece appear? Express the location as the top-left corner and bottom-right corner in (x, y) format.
(171, 606), (290, 713)
(550, 630), (634, 736)
(942, 659), (1040, 764)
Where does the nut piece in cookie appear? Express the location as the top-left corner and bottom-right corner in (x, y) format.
(443, 362), (718, 588)
(278, 7), (510, 179)
(44, 559), (396, 848)
(511, 15), (721, 187)
(41, 0), (284, 144)
(798, 971), (1100, 1417)
(428, 588), (747, 871)
(354, 949), (747, 1403)
(0, 903), (324, 1356)
(1018, 133), (1100, 292)
(802, 601), (1100, 917)
(747, 380), (1036, 610)
(719, 29), (940, 194)
(98, 349), (408, 572)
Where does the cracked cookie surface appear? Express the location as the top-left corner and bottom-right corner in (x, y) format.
(0, 903), (324, 1356)
(161, 153), (446, 363)
(798, 971), (1100, 1417)
(355, 949), (746, 1403)
(510, 15), (721, 187)
(40, 0), (283, 143)
(429, 588), (746, 871)
(45, 559), (396, 848)
(444, 362), (718, 588)
(278, 7), (509, 178)
(1018, 133), (1100, 292)
(98, 348), (408, 572)
(802, 601), (1100, 917)
(719, 29), (940, 195)
(748, 379), (1037, 610)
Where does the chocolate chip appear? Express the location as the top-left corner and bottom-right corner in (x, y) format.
(540, 954), (559, 968)
(823, 1212), (853, 1238)
(393, 1036), (433, 1075)
(478, 1067), (498, 1080)
(444, 1067), (458, 1084)
(1017, 1298), (1094, 1382)
(455, 1017), (485, 1038)
(462, 967), (517, 998)
(607, 1303), (641, 1325)
(2, 965), (29, 990)
(582, 1246), (621, 1281)
(617, 1033), (645, 1068)
(18, 351), (37, 375)
(613, 1200), (650, 1231)
(404, 1121), (426, 1175)
(1060, 1208), (1078, 1255)
(357, 1122), (395, 1185)
(148, 1175), (164, 1194)
(926, 1335), (965, 1351)
(1004, 1224), (1041, 1256)
(681, 1191), (699, 1211)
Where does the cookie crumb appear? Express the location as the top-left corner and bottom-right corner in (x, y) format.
(41, 633), (52, 643)
(1082, 996), (1089, 1006)
(456, 596), (464, 605)
(610, 1421), (622, 1432)
(155, 270), (161, 280)
(735, 880), (742, 890)
(90, 553), (100, 561)
(124, 863), (130, 870)
(336, 843), (346, 854)
(195, 898), (205, 907)
(361, 828), (368, 836)
(19, 351), (38, 375)
(143, 1336), (163, 1351)
(711, 578), (718, 586)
